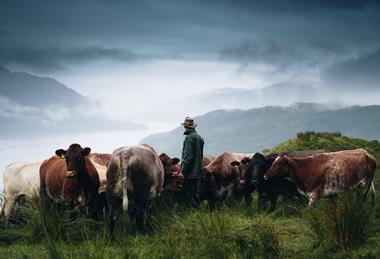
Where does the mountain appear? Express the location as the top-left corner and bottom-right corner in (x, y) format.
(0, 65), (89, 107)
(138, 83), (323, 122)
(0, 66), (145, 137)
(140, 103), (380, 156)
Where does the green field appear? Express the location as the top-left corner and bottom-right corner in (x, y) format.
(1, 132), (380, 258)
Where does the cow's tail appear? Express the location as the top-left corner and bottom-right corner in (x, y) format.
(122, 160), (129, 213)
(0, 194), (5, 218)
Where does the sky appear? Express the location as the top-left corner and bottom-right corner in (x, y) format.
(1, 0), (380, 121)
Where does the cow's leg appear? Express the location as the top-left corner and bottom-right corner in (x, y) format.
(208, 199), (216, 211)
(307, 191), (319, 206)
(3, 195), (17, 222)
(107, 196), (120, 241)
(269, 194), (278, 212)
(258, 192), (269, 211)
(370, 182), (376, 207)
(135, 207), (145, 232)
(243, 191), (253, 206)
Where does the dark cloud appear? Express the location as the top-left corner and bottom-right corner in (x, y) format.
(322, 47), (380, 90)
(0, 46), (184, 72)
(0, 0), (379, 79)
(219, 40), (324, 72)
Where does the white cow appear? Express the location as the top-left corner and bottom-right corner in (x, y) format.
(1, 154), (109, 220)
(1, 160), (42, 220)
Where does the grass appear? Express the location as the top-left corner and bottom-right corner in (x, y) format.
(1, 132), (380, 258)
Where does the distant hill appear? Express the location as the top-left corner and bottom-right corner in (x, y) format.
(0, 66), (145, 137)
(0, 65), (88, 107)
(140, 83), (323, 122)
(140, 103), (380, 156)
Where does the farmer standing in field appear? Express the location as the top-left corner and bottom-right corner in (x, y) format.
(180, 117), (204, 206)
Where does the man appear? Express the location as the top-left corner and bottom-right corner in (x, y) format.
(180, 117), (204, 206)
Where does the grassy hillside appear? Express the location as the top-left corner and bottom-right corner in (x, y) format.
(1, 132), (379, 258)
(141, 103), (380, 157)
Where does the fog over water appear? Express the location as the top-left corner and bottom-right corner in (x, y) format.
(0, 122), (177, 188)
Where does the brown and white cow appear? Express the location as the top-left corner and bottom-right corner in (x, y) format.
(263, 149), (377, 205)
(40, 144), (100, 215)
(106, 145), (164, 237)
(199, 152), (254, 208)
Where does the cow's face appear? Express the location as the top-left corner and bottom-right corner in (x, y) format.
(231, 158), (251, 185)
(55, 144), (91, 172)
(250, 153), (267, 183)
(159, 153), (180, 175)
(159, 153), (181, 186)
(263, 154), (288, 181)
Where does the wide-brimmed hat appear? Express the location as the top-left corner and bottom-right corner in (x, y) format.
(181, 117), (198, 128)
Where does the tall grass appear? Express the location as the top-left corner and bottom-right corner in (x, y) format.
(304, 190), (377, 253)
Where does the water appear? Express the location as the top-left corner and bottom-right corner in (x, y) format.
(0, 121), (177, 188)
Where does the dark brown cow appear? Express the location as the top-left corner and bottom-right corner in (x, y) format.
(264, 149), (377, 205)
(159, 154), (215, 201)
(39, 144), (100, 215)
(199, 152), (254, 208)
(106, 145), (164, 237)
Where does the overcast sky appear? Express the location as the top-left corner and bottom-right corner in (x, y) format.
(1, 0), (380, 120)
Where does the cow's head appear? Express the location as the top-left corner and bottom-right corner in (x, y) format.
(250, 153), (269, 183)
(263, 154), (289, 181)
(158, 153), (181, 186)
(55, 144), (91, 173)
(231, 157), (251, 185)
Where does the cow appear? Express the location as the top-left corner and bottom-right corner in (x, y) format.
(1, 152), (110, 221)
(158, 154), (215, 203)
(1, 160), (42, 221)
(200, 152), (254, 209)
(231, 150), (327, 211)
(88, 153), (111, 214)
(39, 144), (100, 216)
(263, 149), (377, 205)
(106, 145), (164, 237)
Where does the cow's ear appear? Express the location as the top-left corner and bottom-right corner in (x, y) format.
(172, 158), (180, 165)
(55, 149), (66, 159)
(82, 147), (91, 156)
(231, 161), (240, 167)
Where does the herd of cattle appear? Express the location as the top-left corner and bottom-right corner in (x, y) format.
(0, 144), (377, 236)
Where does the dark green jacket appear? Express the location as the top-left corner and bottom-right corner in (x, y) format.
(181, 128), (204, 179)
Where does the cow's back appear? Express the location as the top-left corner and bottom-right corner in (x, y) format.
(322, 149), (376, 188)
(4, 161), (42, 199)
(206, 152), (254, 179)
(124, 146), (164, 198)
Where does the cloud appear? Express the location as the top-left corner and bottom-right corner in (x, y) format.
(220, 40), (311, 71)
(0, 46), (184, 73)
(322, 47), (380, 90)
